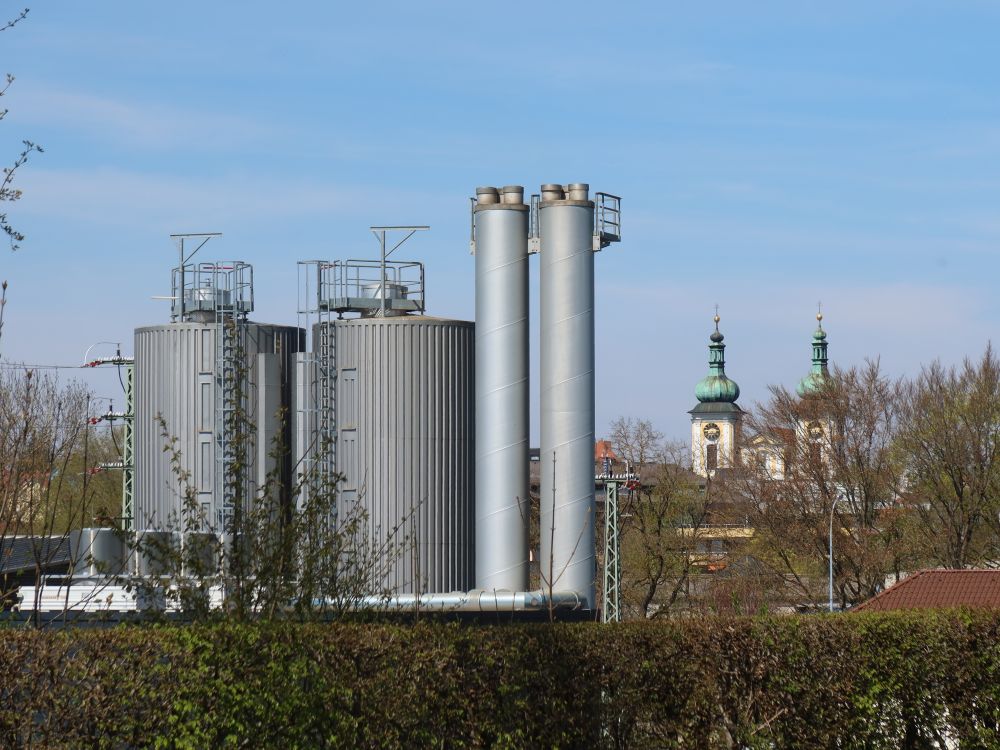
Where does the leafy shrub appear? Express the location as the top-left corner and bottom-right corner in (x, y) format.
(0, 612), (997, 748)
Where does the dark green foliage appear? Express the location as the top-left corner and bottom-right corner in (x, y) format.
(0, 612), (998, 748)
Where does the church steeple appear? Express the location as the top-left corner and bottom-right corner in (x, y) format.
(694, 312), (741, 404)
(796, 307), (831, 398)
(690, 310), (742, 478)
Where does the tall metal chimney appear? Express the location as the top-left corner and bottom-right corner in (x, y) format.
(473, 185), (530, 591)
(538, 183), (597, 608)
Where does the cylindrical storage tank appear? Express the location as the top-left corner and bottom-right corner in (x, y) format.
(133, 321), (304, 536)
(72, 528), (127, 577)
(538, 183), (597, 608)
(184, 531), (221, 576)
(137, 531), (181, 576)
(473, 186), (529, 592)
(316, 316), (475, 594)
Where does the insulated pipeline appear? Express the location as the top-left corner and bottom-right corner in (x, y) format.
(334, 589), (582, 612)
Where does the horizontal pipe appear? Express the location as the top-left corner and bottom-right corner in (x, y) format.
(319, 590), (582, 612)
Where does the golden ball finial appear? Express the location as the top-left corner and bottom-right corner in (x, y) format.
(817, 311), (823, 322)
(713, 314), (720, 325)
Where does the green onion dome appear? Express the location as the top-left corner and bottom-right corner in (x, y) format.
(796, 311), (831, 398)
(695, 315), (741, 403)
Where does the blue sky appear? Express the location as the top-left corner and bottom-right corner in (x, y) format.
(1, 2), (998, 442)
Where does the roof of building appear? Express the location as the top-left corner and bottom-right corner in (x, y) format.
(853, 569), (1000, 612)
(689, 401), (743, 416)
(0, 536), (74, 576)
(595, 440), (617, 461)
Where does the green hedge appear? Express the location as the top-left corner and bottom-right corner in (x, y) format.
(1, 612), (998, 748)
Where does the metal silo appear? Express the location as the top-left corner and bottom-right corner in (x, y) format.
(472, 185), (530, 592)
(538, 183), (597, 608)
(134, 261), (303, 538)
(296, 258), (475, 595)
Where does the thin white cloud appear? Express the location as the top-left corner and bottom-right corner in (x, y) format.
(12, 86), (274, 150)
(14, 167), (441, 230)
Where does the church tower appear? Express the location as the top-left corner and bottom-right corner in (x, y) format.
(690, 313), (742, 477)
(795, 310), (832, 461)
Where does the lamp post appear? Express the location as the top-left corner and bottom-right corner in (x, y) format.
(828, 495), (843, 613)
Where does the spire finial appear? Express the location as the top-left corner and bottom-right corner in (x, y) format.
(798, 302), (830, 397)
(695, 304), (740, 404)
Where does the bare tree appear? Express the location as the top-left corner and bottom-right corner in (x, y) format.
(735, 360), (908, 609)
(0, 367), (116, 622)
(619, 440), (712, 618)
(0, 280), (8, 352)
(896, 347), (1000, 569)
(1, 7), (42, 252)
(609, 416), (663, 468)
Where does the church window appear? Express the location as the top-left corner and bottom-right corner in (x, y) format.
(706, 444), (718, 471)
(809, 442), (822, 466)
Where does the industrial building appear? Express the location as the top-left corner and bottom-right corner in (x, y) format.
(24, 183), (623, 617)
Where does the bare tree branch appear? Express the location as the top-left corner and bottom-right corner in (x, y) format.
(0, 8), (28, 33)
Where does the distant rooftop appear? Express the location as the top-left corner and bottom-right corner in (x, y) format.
(0, 536), (73, 576)
(595, 440), (617, 462)
(853, 569), (1000, 612)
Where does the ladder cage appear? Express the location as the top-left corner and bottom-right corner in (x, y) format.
(296, 262), (339, 504)
(192, 262), (255, 533)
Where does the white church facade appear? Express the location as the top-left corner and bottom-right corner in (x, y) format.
(690, 312), (833, 479)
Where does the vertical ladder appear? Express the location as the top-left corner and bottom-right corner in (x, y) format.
(528, 193), (541, 254)
(316, 309), (336, 484)
(215, 305), (243, 531)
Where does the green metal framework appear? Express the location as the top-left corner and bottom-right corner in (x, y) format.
(84, 353), (135, 531)
(121, 361), (134, 531)
(602, 480), (621, 623)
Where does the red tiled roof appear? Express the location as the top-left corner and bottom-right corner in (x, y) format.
(853, 569), (1000, 612)
(595, 440), (617, 461)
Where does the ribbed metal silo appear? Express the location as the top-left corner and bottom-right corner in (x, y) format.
(316, 316), (475, 594)
(134, 265), (303, 537)
(538, 183), (597, 608)
(473, 185), (529, 592)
